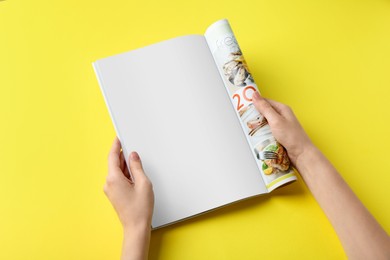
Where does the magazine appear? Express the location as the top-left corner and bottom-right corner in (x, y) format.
(93, 19), (296, 228)
(205, 20), (295, 189)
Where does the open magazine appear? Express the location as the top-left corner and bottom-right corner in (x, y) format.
(93, 19), (296, 228)
(205, 20), (296, 190)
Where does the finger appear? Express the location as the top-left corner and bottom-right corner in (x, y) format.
(252, 92), (281, 123)
(265, 98), (295, 120)
(264, 98), (284, 113)
(119, 151), (131, 180)
(119, 150), (125, 172)
(119, 149), (133, 181)
(123, 164), (131, 180)
(129, 151), (147, 182)
(107, 137), (124, 179)
(108, 137), (121, 168)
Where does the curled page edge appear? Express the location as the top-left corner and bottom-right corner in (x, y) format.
(204, 19), (297, 192)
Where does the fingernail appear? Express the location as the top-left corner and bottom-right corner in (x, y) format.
(130, 151), (140, 161)
(252, 91), (261, 101)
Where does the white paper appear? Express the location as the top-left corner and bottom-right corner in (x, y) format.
(93, 35), (267, 228)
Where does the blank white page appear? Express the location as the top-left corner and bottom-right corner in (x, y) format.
(94, 35), (267, 228)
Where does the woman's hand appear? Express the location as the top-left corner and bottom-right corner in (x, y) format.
(104, 137), (154, 260)
(252, 91), (313, 167)
(104, 137), (154, 229)
(252, 92), (390, 259)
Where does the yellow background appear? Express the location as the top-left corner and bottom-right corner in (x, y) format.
(1, 0), (389, 259)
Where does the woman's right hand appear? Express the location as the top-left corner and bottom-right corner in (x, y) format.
(252, 91), (314, 167)
(251, 91), (390, 259)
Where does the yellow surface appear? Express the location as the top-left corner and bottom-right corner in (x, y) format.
(1, 0), (389, 259)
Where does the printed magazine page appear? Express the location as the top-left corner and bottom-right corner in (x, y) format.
(205, 19), (297, 191)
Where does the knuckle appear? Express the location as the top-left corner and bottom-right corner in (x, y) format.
(132, 165), (145, 176)
(103, 184), (109, 194)
(284, 104), (292, 112)
(272, 118), (283, 127)
(140, 177), (153, 188)
(131, 166), (142, 173)
(145, 179), (153, 188)
(259, 99), (269, 106)
(105, 174), (117, 186)
(261, 101), (273, 111)
(130, 161), (143, 171)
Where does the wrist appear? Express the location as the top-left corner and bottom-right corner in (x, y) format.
(122, 222), (151, 260)
(123, 221), (151, 236)
(294, 143), (320, 174)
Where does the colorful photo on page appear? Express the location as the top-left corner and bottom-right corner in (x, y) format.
(239, 103), (271, 144)
(205, 19), (297, 190)
(254, 139), (293, 183)
(222, 50), (254, 87)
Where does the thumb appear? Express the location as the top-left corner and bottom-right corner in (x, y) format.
(129, 151), (147, 183)
(252, 92), (281, 123)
